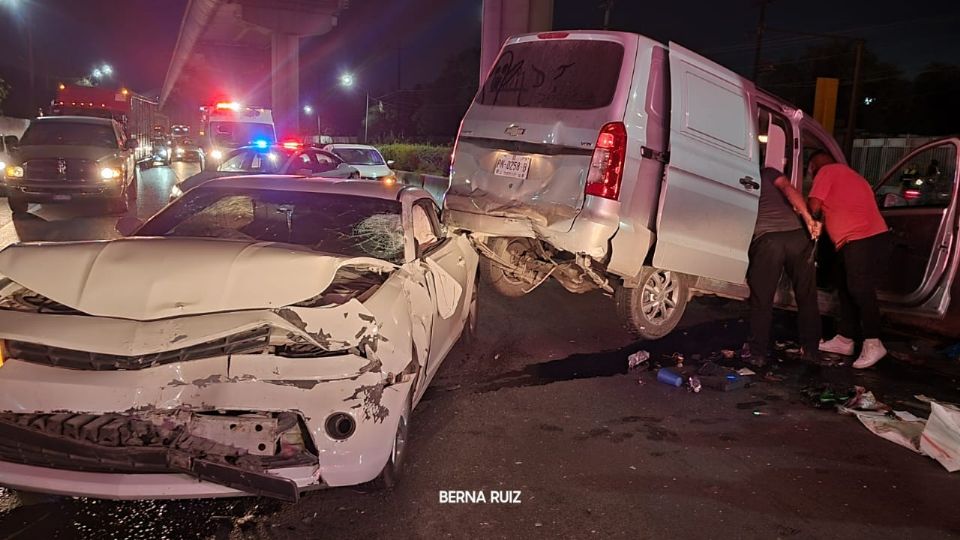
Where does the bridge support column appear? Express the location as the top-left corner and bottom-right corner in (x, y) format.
(271, 32), (300, 138)
(480, 0), (554, 81)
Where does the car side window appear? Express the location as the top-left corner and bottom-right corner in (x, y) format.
(413, 201), (443, 256)
(307, 150), (338, 173)
(220, 151), (249, 172)
(801, 130), (833, 195)
(877, 143), (957, 209)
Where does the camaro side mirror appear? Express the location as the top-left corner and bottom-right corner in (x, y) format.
(115, 216), (144, 236)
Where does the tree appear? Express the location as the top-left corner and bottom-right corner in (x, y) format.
(910, 63), (960, 136)
(759, 41), (911, 136)
(413, 48), (480, 138)
(0, 78), (10, 115)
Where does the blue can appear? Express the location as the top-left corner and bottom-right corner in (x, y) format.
(657, 368), (684, 387)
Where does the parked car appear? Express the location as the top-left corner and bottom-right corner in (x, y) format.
(324, 143), (397, 183)
(2, 116), (138, 214)
(0, 176), (478, 501)
(169, 143), (359, 199)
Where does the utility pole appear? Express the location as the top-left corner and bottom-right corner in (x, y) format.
(752, 0), (770, 81)
(842, 39), (864, 159)
(600, 0), (616, 30)
(363, 91), (369, 143)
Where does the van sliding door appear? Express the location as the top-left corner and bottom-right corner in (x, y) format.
(653, 43), (761, 284)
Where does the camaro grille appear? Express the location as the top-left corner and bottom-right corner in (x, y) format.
(5, 326), (270, 370)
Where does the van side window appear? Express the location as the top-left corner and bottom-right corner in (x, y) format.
(801, 130), (832, 195)
(758, 109), (793, 178)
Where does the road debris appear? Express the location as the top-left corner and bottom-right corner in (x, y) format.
(657, 368), (684, 387)
(721, 349), (736, 360)
(688, 376), (702, 393)
(628, 350), (650, 369)
(737, 368), (757, 376)
(921, 400), (960, 472)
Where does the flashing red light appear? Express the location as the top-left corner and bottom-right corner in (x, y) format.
(281, 140), (301, 150)
(585, 122), (627, 201)
(537, 32), (570, 39)
(215, 101), (240, 111)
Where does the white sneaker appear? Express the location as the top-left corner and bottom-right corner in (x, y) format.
(853, 339), (887, 369)
(819, 335), (855, 356)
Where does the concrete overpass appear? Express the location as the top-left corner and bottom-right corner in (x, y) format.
(160, 0), (553, 134)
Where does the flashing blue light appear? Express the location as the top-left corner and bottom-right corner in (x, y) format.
(253, 139), (269, 149)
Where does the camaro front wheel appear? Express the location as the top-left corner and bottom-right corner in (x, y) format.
(369, 395), (411, 490)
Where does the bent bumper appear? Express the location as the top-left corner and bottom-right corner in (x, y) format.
(0, 460), (321, 501)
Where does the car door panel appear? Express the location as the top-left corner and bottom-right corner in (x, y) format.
(653, 43), (761, 284)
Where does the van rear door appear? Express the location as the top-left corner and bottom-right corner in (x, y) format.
(652, 43), (761, 284)
(446, 32), (637, 232)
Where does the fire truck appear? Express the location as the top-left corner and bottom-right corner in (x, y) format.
(51, 84), (167, 160)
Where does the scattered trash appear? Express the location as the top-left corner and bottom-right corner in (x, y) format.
(688, 376), (702, 393)
(737, 368), (757, 376)
(720, 349), (736, 360)
(847, 410), (926, 454)
(801, 385), (854, 409)
(628, 350), (650, 369)
(921, 400), (960, 472)
(740, 343), (752, 361)
(673, 353), (685, 368)
(698, 361), (750, 391)
(657, 368), (684, 387)
(494, 353), (501, 360)
(841, 386), (888, 413)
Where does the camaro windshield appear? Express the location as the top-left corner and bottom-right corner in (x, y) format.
(138, 186), (405, 262)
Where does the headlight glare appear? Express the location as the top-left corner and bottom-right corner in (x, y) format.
(100, 167), (121, 180)
(4, 165), (23, 179)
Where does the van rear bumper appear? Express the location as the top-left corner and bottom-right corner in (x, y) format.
(445, 199), (620, 260)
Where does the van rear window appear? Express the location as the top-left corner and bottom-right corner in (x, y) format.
(477, 40), (624, 110)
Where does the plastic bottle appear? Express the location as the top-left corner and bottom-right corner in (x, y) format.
(657, 368), (684, 387)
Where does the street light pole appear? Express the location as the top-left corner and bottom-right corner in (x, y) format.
(364, 92), (369, 143)
(752, 0), (770, 81)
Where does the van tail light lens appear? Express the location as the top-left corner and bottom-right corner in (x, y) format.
(585, 122), (627, 200)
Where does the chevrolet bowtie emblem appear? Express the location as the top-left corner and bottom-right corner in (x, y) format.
(57, 159), (67, 176)
(504, 125), (525, 137)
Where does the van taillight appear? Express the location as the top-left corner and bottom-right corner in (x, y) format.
(585, 122), (627, 200)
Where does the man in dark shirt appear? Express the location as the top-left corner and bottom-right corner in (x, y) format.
(747, 167), (822, 366)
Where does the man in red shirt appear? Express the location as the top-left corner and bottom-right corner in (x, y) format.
(808, 151), (890, 369)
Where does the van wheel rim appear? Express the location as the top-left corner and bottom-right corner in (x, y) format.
(640, 270), (678, 324)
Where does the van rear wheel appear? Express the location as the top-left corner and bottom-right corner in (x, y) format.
(616, 267), (689, 340)
(480, 237), (536, 298)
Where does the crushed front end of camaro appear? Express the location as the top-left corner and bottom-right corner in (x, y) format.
(0, 238), (428, 501)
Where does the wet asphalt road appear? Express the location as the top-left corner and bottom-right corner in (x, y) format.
(0, 164), (959, 539)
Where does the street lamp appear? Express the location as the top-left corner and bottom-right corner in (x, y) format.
(92, 68), (103, 79)
(302, 104), (321, 140)
(101, 64), (113, 76)
(338, 72), (370, 143)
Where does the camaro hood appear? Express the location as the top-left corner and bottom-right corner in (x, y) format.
(0, 237), (396, 320)
(15, 145), (121, 162)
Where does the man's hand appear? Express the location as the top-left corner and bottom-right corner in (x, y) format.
(805, 217), (822, 240)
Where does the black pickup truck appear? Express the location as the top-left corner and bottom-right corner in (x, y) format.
(2, 116), (137, 214)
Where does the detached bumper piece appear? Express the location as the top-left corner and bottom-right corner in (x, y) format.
(0, 411), (317, 501)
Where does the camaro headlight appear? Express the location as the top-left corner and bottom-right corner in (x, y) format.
(210, 149), (223, 160)
(4, 165), (23, 179)
(100, 167), (122, 180)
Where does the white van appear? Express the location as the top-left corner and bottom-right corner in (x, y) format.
(445, 31), (855, 338)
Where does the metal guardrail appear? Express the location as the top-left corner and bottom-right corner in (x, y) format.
(396, 170), (449, 205)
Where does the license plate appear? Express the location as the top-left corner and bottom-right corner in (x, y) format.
(53, 194), (71, 201)
(494, 154), (532, 180)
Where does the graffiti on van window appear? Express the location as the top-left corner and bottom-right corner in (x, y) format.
(481, 51), (575, 107)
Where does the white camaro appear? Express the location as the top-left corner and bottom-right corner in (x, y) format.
(0, 177), (478, 501)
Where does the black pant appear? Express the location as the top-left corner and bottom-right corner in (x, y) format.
(748, 229), (821, 356)
(836, 232), (890, 339)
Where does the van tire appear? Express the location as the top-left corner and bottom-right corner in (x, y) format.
(7, 196), (28, 214)
(480, 237), (536, 298)
(616, 267), (689, 340)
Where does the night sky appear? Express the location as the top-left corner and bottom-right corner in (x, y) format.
(0, 0), (958, 128)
